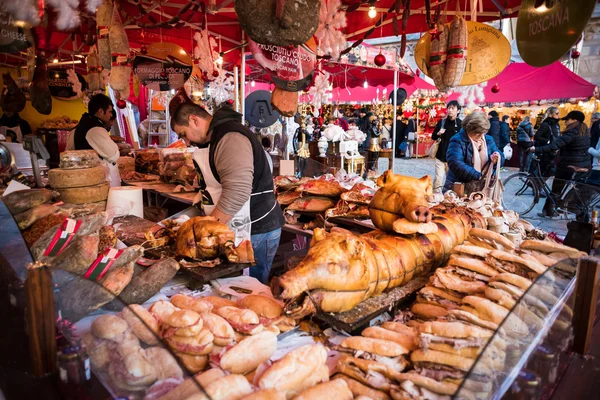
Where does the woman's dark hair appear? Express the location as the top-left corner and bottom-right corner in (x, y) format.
(446, 100), (461, 110)
(88, 94), (113, 116)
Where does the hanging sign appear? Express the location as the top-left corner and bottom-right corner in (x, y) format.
(47, 69), (88, 100)
(414, 21), (511, 86)
(342, 44), (397, 69)
(0, 12), (33, 53)
(516, 0), (596, 67)
(133, 42), (195, 91)
(249, 38), (316, 92)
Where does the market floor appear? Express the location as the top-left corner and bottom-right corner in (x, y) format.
(383, 157), (571, 236)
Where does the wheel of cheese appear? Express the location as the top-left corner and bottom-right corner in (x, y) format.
(49, 166), (107, 189)
(59, 150), (101, 170)
(58, 182), (110, 204)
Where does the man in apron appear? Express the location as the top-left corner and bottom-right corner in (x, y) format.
(171, 103), (284, 284)
(73, 94), (121, 187)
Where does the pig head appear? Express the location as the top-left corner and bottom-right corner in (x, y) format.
(369, 171), (433, 232)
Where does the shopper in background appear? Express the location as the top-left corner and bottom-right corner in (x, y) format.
(0, 111), (31, 143)
(534, 107), (561, 177)
(499, 115), (511, 151)
(171, 103), (284, 284)
(487, 110), (501, 148)
(444, 111), (502, 193)
(531, 111), (591, 218)
(395, 113), (407, 158)
(431, 100), (462, 193)
(516, 116), (535, 172)
(590, 112), (600, 148)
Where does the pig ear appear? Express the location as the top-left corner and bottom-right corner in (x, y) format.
(377, 170), (393, 188)
(419, 175), (433, 191)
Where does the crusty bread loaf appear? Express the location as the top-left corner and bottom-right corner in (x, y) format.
(199, 312), (235, 346)
(175, 352), (207, 374)
(340, 336), (410, 357)
(91, 314), (128, 340)
(122, 304), (160, 345)
(171, 294), (213, 314)
(410, 349), (474, 372)
(447, 255), (498, 277)
(411, 303), (449, 319)
(361, 326), (418, 351)
(220, 331), (278, 374)
(418, 320), (494, 339)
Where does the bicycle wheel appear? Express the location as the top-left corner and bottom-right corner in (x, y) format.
(502, 172), (539, 216)
(562, 183), (600, 222)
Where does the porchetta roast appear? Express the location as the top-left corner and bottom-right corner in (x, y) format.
(175, 216), (254, 264)
(277, 172), (486, 317)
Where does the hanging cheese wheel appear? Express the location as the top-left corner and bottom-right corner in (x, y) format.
(443, 15), (468, 89)
(271, 87), (298, 117)
(49, 166), (107, 189)
(96, 0), (113, 70)
(429, 22), (449, 92)
(57, 182), (110, 204)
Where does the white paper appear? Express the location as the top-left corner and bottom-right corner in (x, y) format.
(3, 180), (30, 196)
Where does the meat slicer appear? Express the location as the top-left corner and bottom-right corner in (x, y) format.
(339, 140), (364, 175)
(22, 134), (50, 187)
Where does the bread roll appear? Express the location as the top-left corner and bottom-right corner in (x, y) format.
(91, 314), (128, 340)
(149, 300), (179, 323)
(293, 379), (353, 400)
(165, 329), (214, 356)
(340, 337), (410, 357)
(361, 326), (418, 351)
(200, 312), (235, 346)
(202, 296), (237, 309)
(171, 294), (213, 314)
(334, 374), (391, 400)
(240, 389), (286, 400)
(175, 352), (208, 374)
(220, 331), (278, 374)
(145, 347), (183, 380)
(186, 374), (253, 400)
(238, 295), (283, 319)
(122, 304), (160, 345)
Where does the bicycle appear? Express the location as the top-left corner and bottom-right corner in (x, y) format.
(502, 154), (600, 222)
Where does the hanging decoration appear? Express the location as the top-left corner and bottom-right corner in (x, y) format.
(47, 0), (81, 30)
(453, 82), (487, 109)
(1, 0), (41, 27)
(66, 69), (83, 98)
(374, 51), (386, 67)
(315, 0), (347, 60)
(208, 71), (234, 105)
(193, 29), (218, 79)
(307, 71), (331, 110)
(491, 83), (500, 93)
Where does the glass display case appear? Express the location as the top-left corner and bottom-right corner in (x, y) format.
(455, 258), (578, 400)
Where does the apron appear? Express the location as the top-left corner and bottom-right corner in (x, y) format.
(104, 159), (122, 188)
(192, 146), (276, 246)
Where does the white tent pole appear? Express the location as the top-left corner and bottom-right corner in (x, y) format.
(391, 68), (398, 173)
(241, 32), (246, 120)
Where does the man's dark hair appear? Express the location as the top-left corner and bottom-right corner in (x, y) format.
(88, 94), (113, 116)
(171, 102), (211, 130)
(110, 110), (116, 121)
(488, 110), (499, 118)
(502, 115), (510, 122)
(446, 100), (461, 110)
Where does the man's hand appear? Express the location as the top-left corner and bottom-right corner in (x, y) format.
(210, 208), (233, 224)
(438, 128), (446, 135)
(491, 152), (500, 163)
(529, 146), (535, 152)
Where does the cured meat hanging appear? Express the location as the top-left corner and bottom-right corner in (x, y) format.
(443, 15), (468, 89)
(30, 54), (52, 115)
(429, 22), (449, 91)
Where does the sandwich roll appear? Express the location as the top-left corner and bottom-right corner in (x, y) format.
(410, 349), (474, 374)
(520, 240), (584, 258)
(463, 296), (528, 337)
(108, 352), (157, 391)
(446, 309), (499, 331)
(484, 286), (517, 310)
(465, 238), (496, 250)
(258, 344), (328, 393)
(292, 379), (353, 400)
(489, 272), (532, 290)
(200, 312), (235, 346)
(202, 295), (238, 309)
(416, 286), (463, 310)
(82, 333), (110, 370)
(240, 389), (287, 400)
(397, 372), (459, 396)
(334, 374), (391, 400)
(215, 306), (264, 335)
(156, 368), (226, 400)
(337, 355), (402, 390)
(418, 320), (493, 339)
(144, 347), (183, 380)
(122, 304), (160, 345)
(431, 269), (486, 295)
(340, 337), (410, 357)
(469, 228), (515, 250)
(220, 331), (278, 374)
(238, 295), (284, 319)
(186, 374), (253, 400)
(162, 309), (203, 337)
(165, 329), (214, 355)
(175, 352), (208, 374)
(426, 342), (481, 359)
(411, 303), (448, 320)
(171, 294), (213, 314)
(274, 316), (297, 333)
(381, 322), (417, 337)
(361, 326), (418, 351)
(149, 300), (179, 323)
(447, 255), (498, 277)
(91, 314), (128, 340)
(287, 365), (329, 398)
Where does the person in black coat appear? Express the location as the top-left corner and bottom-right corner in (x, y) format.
(591, 112), (600, 149)
(531, 111), (591, 217)
(516, 117), (535, 172)
(431, 100), (462, 193)
(486, 111), (501, 148)
(444, 112), (503, 193)
(499, 115), (511, 150)
(534, 107), (561, 177)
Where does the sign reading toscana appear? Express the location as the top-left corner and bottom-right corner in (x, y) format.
(516, 0), (596, 67)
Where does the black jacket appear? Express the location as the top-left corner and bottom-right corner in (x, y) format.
(534, 118), (560, 147)
(591, 120), (600, 149)
(536, 122), (591, 169)
(517, 121), (534, 143)
(486, 117), (501, 148)
(444, 129), (504, 192)
(205, 106), (284, 235)
(431, 117), (462, 163)
(74, 113), (105, 151)
(499, 121), (511, 149)
(0, 113), (31, 141)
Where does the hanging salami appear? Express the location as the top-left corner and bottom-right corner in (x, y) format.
(96, 0), (112, 70)
(109, 5), (131, 92)
(87, 48), (101, 92)
(443, 15), (468, 89)
(429, 22), (449, 91)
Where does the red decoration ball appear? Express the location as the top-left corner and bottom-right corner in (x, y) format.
(140, 46), (148, 55)
(201, 73), (208, 81)
(571, 50), (581, 59)
(116, 99), (127, 109)
(491, 83), (500, 94)
(160, 70), (168, 78)
(374, 53), (386, 67)
(212, 70), (219, 78)
(226, 99), (234, 106)
(416, 69), (421, 77)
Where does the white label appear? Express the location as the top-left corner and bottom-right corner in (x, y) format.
(59, 367), (67, 383)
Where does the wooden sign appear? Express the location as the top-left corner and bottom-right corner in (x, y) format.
(516, 0), (596, 67)
(0, 12), (33, 53)
(47, 69), (88, 100)
(133, 42), (195, 91)
(414, 21), (511, 86)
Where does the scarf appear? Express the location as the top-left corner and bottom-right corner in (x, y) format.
(469, 135), (488, 173)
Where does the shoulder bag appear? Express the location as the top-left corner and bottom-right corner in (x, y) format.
(463, 158), (504, 203)
(427, 118), (447, 159)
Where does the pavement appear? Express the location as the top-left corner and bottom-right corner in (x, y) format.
(374, 157), (571, 237)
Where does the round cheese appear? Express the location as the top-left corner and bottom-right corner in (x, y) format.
(59, 150), (101, 170)
(58, 182), (110, 204)
(49, 166), (107, 189)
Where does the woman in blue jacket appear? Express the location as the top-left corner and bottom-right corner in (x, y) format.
(443, 112), (503, 193)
